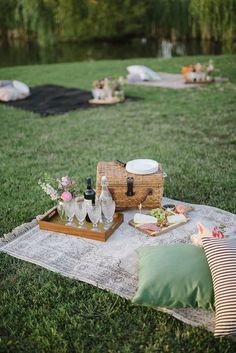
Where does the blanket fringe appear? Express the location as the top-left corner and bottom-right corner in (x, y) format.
(0, 207), (56, 248)
(0, 219), (38, 248)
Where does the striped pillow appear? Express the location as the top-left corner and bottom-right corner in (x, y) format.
(202, 237), (236, 336)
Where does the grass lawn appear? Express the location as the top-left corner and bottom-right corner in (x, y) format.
(0, 55), (236, 353)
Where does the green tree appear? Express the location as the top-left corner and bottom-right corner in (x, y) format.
(55, 0), (88, 41)
(143, 0), (191, 39)
(190, 0), (236, 41)
(0, 0), (235, 45)
(80, 0), (147, 40)
(14, 0), (58, 44)
(0, 0), (16, 39)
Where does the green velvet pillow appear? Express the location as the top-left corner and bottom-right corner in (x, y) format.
(132, 244), (214, 311)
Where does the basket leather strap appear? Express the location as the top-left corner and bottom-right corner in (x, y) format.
(139, 188), (153, 204)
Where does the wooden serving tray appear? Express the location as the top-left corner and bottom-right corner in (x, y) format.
(129, 218), (189, 237)
(38, 208), (123, 242)
(185, 79), (214, 84)
(89, 97), (124, 105)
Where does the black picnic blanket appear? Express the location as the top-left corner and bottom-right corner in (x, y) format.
(3, 84), (139, 116)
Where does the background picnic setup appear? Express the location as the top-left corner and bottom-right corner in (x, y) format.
(0, 1), (236, 352)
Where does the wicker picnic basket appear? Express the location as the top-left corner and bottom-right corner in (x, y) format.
(96, 161), (164, 209)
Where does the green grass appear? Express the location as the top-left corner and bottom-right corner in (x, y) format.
(0, 55), (236, 352)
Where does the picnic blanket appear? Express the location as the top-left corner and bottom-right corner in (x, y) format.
(127, 73), (228, 89)
(3, 84), (139, 116)
(1, 197), (236, 332)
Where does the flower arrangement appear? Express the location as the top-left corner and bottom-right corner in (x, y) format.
(182, 60), (214, 82)
(191, 223), (225, 246)
(92, 76), (125, 101)
(38, 174), (79, 202)
(212, 226), (224, 239)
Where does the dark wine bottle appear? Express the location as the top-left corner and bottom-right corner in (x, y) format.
(84, 176), (96, 222)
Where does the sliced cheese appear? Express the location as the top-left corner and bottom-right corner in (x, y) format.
(167, 214), (187, 224)
(134, 213), (157, 224)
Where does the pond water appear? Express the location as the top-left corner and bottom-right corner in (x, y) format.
(0, 38), (232, 68)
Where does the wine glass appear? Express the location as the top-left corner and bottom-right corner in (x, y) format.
(101, 199), (116, 228)
(87, 202), (101, 231)
(57, 201), (66, 221)
(75, 197), (87, 228)
(63, 199), (75, 226)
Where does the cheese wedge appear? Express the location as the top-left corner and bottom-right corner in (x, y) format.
(167, 214), (187, 224)
(134, 213), (157, 224)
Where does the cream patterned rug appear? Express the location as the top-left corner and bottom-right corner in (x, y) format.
(1, 197), (235, 332)
(127, 73), (228, 89)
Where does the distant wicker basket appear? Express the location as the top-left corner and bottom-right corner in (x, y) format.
(96, 161), (164, 210)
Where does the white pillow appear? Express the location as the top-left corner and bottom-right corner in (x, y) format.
(0, 80), (30, 102)
(127, 65), (161, 81)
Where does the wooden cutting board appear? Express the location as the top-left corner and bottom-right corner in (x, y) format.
(128, 218), (189, 237)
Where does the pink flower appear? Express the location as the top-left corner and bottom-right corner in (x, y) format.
(212, 226), (224, 238)
(207, 64), (214, 72)
(61, 176), (71, 187)
(60, 176), (77, 187)
(61, 191), (72, 202)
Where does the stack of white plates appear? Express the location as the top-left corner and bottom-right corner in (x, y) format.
(126, 159), (159, 175)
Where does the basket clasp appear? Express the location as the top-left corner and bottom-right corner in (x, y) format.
(126, 177), (135, 196)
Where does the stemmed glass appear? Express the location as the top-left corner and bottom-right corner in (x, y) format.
(63, 199), (75, 226)
(101, 199), (116, 229)
(75, 197), (87, 228)
(57, 201), (66, 221)
(87, 201), (101, 231)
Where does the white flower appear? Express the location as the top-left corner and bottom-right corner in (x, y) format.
(50, 192), (59, 201)
(39, 181), (59, 200)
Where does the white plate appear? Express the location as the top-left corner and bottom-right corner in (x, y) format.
(126, 159), (159, 175)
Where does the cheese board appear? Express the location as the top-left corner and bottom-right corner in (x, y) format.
(129, 217), (189, 236)
(128, 204), (192, 237)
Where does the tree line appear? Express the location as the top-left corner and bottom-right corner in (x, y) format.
(0, 0), (235, 45)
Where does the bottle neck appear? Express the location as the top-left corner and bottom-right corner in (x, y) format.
(86, 177), (92, 189)
(102, 184), (108, 191)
